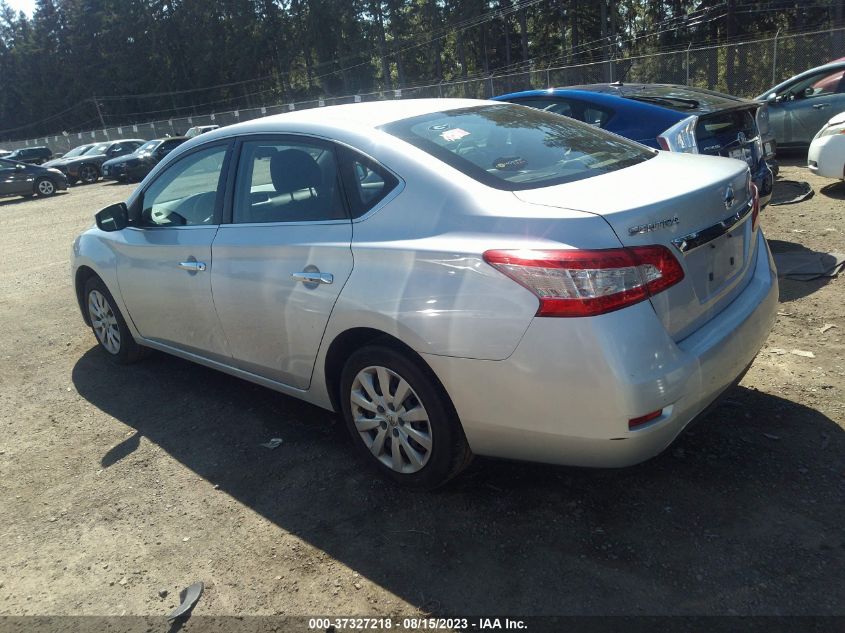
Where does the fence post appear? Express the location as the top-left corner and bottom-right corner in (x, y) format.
(772, 28), (780, 87)
(686, 43), (692, 85)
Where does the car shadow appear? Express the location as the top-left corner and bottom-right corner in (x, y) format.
(820, 181), (845, 200)
(0, 191), (69, 207)
(71, 347), (845, 615)
(768, 239), (841, 302)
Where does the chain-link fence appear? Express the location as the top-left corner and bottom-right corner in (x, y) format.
(5, 26), (844, 153)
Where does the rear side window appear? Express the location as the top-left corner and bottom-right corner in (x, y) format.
(513, 98), (613, 128)
(339, 148), (399, 218)
(381, 104), (652, 191)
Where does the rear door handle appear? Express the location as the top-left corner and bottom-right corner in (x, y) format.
(178, 261), (207, 272)
(291, 271), (333, 285)
(812, 103), (831, 109)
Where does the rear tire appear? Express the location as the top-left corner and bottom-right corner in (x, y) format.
(78, 163), (99, 184)
(83, 276), (144, 364)
(340, 345), (472, 489)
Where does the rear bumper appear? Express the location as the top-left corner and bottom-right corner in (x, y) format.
(424, 230), (778, 468)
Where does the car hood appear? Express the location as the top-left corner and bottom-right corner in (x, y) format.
(63, 154), (106, 166)
(104, 153), (144, 166)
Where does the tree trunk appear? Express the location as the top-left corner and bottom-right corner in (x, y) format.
(834, 0), (844, 58)
(600, 0), (609, 81)
(519, 8), (529, 63)
(457, 30), (467, 78)
(371, 0), (391, 91)
(726, 0), (736, 93)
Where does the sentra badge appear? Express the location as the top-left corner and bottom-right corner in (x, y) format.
(628, 216), (680, 236)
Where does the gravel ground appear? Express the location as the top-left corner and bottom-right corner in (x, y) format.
(0, 163), (842, 620)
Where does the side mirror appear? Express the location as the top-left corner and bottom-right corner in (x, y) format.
(15, 164), (24, 171)
(95, 202), (129, 232)
(765, 92), (777, 103)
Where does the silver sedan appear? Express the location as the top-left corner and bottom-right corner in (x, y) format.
(72, 99), (778, 488)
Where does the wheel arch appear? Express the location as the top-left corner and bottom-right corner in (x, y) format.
(74, 265), (101, 326)
(323, 327), (454, 417)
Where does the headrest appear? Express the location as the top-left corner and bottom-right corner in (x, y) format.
(270, 149), (321, 194)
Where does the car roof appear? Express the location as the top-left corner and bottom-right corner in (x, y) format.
(498, 84), (755, 114)
(760, 61), (845, 98)
(204, 99), (490, 140)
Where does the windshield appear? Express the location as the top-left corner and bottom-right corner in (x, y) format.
(137, 140), (160, 153)
(64, 144), (94, 158)
(381, 104), (654, 190)
(0, 158), (23, 168)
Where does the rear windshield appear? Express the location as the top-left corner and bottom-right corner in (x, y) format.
(696, 108), (757, 144)
(380, 104), (654, 190)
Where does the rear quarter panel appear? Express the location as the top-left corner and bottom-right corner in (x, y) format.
(316, 131), (625, 362)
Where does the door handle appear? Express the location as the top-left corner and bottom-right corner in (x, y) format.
(178, 261), (207, 272)
(291, 271), (333, 285)
(812, 103), (831, 109)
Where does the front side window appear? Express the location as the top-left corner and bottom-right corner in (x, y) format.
(787, 69), (845, 99)
(381, 104), (652, 191)
(139, 145), (227, 227)
(233, 139), (346, 224)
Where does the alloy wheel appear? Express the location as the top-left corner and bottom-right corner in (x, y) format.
(87, 289), (121, 354)
(79, 165), (98, 183)
(37, 179), (55, 196)
(350, 365), (433, 474)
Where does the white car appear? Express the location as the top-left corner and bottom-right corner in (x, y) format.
(808, 111), (845, 180)
(72, 99), (777, 488)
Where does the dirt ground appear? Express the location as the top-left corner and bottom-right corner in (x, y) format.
(0, 161), (842, 622)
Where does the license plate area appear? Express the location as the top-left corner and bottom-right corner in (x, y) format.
(729, 147), (754, 167)
(684, 227), (748, 300)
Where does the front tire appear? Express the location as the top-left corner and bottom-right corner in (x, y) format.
(340, 345), (471, 489)
(78, 164), (99, 184)
(83, 277), (144, 364)
(34, 177), (56, 197)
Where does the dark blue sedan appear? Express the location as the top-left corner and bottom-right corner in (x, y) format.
(494, 83), (773, 206)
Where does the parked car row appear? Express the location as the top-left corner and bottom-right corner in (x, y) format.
(0, 136), (189, 199)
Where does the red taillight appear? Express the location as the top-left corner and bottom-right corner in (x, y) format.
(629, 409), (663, 429)
(750, 182), (760, 231)
(483, 245), (684, 317)
(656, 136), (670, 150)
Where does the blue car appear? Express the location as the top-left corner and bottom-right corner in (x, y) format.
(494, 83), (773, 207)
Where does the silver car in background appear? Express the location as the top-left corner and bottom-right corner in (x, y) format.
(72, 99), (778, 488)
(757, 60), (845, 150)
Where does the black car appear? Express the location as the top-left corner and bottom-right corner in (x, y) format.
(101, 137), (187, 182)
(0, 157), (68, 198)
(6, 146), (53, 165)
(42, 143), (96, 172)
(53, 139), (145, 185)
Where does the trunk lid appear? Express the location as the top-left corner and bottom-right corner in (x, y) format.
(513, 151), (757, 341)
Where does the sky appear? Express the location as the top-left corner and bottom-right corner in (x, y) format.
(6, 0), (35, 16)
